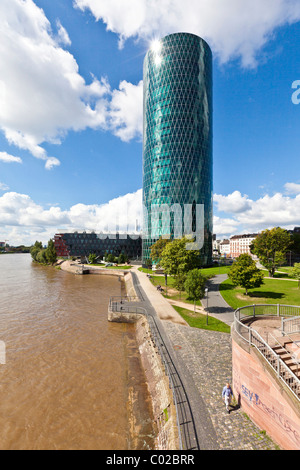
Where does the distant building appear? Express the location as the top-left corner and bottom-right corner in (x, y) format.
(0, 242), (5, 248)
(54, 232), (142, 260)
(212, 236), (220, 255)
(219, 239), (231, 257)
(230, 234), (258, 258)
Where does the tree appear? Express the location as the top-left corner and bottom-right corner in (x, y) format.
(250, 227), (292, 277)
(118, 253), (128, 264)
(36, 249), (48, 264)
(45, 239), (57, 265)
(174, 270), (187, 300)
(160, 237), (201, 277)
(107, 253), (115, 263)
(150, 237), (171, 265)
(30, 241), (43, 261)
(228, 253), (264, 295)
(88, 253), (97, 264)
(184, 269), (206, 312)
(291, 263), (300, 289)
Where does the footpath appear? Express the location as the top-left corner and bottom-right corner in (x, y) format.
(132, 267), (280, 451)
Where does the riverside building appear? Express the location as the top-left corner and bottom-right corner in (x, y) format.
(142, 33), (213, 266)
(54, 232), (142, 260)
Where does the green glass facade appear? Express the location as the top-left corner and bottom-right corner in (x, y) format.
(142, 32), (213, 265)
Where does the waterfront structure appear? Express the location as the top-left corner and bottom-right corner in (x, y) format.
(54, 232), (142, 260)
(142, 33), (213, 266)
(229, 233), (258, 259)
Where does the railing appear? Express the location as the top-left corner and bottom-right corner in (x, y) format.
(282, 316), (300, 336)
(233, 304), (300, 401)
(108, 295), (198, 450)
(108, 295), (141, 312)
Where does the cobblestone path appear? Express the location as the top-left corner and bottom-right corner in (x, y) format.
(163, 321), (280, 450)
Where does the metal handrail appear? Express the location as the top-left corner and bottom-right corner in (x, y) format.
(282, 316), (300, 335)
(108, 295), (195, 450)
(233, 304), (300, 401)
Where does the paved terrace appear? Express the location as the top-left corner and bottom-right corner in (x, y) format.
(129, 267), (280, 450)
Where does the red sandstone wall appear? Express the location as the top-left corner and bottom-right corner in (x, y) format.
(232, 338), (300, 450)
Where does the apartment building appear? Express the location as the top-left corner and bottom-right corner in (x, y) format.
(230, 233), (258, 258)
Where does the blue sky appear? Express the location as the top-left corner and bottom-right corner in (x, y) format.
(1, 0), (300, 245)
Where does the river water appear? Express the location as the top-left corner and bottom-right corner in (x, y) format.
(0, 254), (154, 450)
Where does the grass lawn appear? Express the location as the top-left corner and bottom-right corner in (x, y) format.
(261, 269), (294, 279)
(220, 277), (300, 310)
(149, 266), (230, 307)
(172, 306), (231, 333)
(149, 274), (204, 307)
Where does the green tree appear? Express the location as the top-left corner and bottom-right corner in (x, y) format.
(290, 232), (300, 256)
(118, 253), (128, 264)
(107, 253), (115, 263)
(229, 253), (264, 295)
(150, 237), (171, 265)
(160, 237), (201, 277)
(174, 270), (187, 300)
(88, 253), (97, 264)
(250, 227), (292, 277)
(45, 239), (57, 265)
(30, 241), (43, 261)
(184, 269), (206, 312)
(36, 249), (48, 264)
(291, 263), (300, 289)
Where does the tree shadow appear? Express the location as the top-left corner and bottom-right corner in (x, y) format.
(219, 283), (234, 292)
(247, 291), (284, 300)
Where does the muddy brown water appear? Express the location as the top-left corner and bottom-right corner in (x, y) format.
(0, 254), (155, 450)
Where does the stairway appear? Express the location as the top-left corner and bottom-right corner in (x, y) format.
(271, 340), (300, 398)
(272, 344), (300, 377)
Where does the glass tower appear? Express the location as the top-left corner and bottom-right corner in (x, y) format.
(142, 32), (213, 266)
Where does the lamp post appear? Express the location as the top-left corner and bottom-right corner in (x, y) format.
(205, 287), (209, 325)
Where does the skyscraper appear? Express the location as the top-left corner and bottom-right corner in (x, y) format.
(142, 32), (213, 265)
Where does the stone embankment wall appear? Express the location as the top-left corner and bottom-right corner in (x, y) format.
(232, 330), (300, 450)
(134, 316), (179, 450)
(109, 273), (179, 450)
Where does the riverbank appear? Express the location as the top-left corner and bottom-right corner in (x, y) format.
(56, 260), (281, 450)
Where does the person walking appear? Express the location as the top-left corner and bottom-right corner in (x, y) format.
(222, 383), (233, 413)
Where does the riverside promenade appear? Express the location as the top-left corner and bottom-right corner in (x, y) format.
(132, 267), (280, 451)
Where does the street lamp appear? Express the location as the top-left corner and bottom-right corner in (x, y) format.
(205, 287), (209, 325)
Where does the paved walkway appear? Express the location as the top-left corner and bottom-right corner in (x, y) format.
(132, 268), (280, 450)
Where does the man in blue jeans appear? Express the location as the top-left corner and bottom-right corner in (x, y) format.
(222, 383), (233, 413)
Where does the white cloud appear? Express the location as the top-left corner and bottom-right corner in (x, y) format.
(109, 80), (143, 142)
(0, 189), (143, 245)
(213, 215), (240, 237)
(2, 185), (300, 245)
(214, 188), (300, 237)
(214, 191), (251, 214)
(284, 182), (300, 195)
(55, 20), (72, 46)
(0, 151), (22, 164)
(0, 183), (9, 191)
(74, 0), (300, 67)
(0, 0), (143, 169)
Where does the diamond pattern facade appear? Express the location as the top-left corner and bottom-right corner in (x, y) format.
(142, 33), (213, 265)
